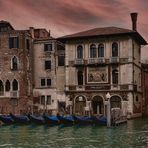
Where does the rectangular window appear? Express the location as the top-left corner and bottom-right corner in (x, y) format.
(40, 78), (51, 87)
(46, 95), (51, 105)
(58, 55), (65, 66)
(41, 79), (46, 86)
(47, 79), (51, 86)
(44, 44), (52, 52)
(40, 96), (45, 105)
(45, 60), (51, 70)
(9, 37), (19, 49)
(26, 39), (30, 50)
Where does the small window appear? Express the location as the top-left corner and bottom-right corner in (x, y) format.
(112, 69), (118, 84)
(47, 96), (51, 105)
(112, 42), (118, 57)
(9, 37), (19, 49)
(98, 44), (104, 57)
(41, 79), (46, 86)
(40, 78), (51, 87)
(0, 80), (4, 96)
(77, 45), (83, 59)
(45, 60), (51, 70)
(58, 55), (65, 66)
(90, 44), (96, 58)
(12, 79), (18, 91)
(26, 39), (30, 50)
(11, 56), (18, 70)
(40, 96), (45, 105)
(44, 44), (52, 52)
(47, 79), (51, 86)
(5, 80), (10, 91)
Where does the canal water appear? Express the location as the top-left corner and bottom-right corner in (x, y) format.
(0, 118), (148, 148)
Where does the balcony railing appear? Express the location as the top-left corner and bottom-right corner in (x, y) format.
(110, 57), (119, 63)
(74, 59), (84, 65)
(10, 91), (19, 98)
(88, 58), (105, 65)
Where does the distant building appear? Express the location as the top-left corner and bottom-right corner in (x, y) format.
(30, 28), (65, 114)
(0, 21), (33, 114)
(58, 13), (147, 118)
(141, 63), (148, 115)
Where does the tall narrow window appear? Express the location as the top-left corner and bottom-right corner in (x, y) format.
(47, 96), (51, 105)
(90, 44), (96, 58)
(112, 69), (118, 84)
(45, 60), (51, 70)
(26, 39), (30, 50)
(12, 79), (18, 91)
(58, 54), (65, 66)
(77, 70), (83, 85)
(98, 44), (104, 57)
(112, 42), (118, 57)
(5, 80), (10, 91)
(40, 96), (45, 105)
(0, 80), (4, 96)
(12, 56), (18, 70)
(9, 37), (19, 49)
(77, 45), (83, 59)
(44, 44), (52, 52)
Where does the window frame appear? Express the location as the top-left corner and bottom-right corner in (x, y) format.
(40, 78), (51, 87)
(44, 43), (52, 52)
(77, 45), (83, 59)
(112, 42), (119, 57)
(9, 36), (19, 49)
(90, 44), (97, 58)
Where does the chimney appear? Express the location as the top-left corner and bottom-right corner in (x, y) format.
(130, 12), (138, 31)
(29, 27), (34, 38)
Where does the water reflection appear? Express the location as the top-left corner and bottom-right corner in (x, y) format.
(0, 118), (148, 147)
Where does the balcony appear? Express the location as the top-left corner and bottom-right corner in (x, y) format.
(88, 58), (98, 64)
(88, 58), (105, 65)
(98, 57), (105, 64)
(74, 59), (84, 66)
(110, 57), (119, 63)
(10, 91), (19, 98)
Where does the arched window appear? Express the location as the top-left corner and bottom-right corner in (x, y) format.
(77, 70), (83, 85)
(12, 79), (18, 91)
(5, 80), (10, 91)
(112, 42), (118, 57)
(90, 44), (96, 58)
(112, 69), (118, 84)
(77, 45), (83, 59)
(11, 56), (18, 70)
(0, 80), (4, 96)
(98, 44), (104, 57)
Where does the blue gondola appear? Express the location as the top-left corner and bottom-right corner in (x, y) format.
(0, 115), (14, 125)
(10, 113), (30, 124)
(28, 114), (45, 125)
(73, 115), (93, 125)
(57, 115), (75, 125)
(91, 116), (107, 125)
(43, 114), (60, 125)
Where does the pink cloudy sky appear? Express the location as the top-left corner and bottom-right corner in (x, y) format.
(0, 0), (148, 60)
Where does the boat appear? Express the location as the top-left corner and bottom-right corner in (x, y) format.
(0, 115), (14, 125)
(9, 113), (30, 124)
(28, 114), (45, 125)
(43, 114), (60, 125)
(73, 115), (93, 125)
(57, 115), (75, 125)
(91, 116), (107, 125)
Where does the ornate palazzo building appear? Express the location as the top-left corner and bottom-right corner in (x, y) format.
(0, 21), (33, 114)
(30, 28), (65, 114)
(59, 13), (147, 118)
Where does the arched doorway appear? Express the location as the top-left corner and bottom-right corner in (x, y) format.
(74, 96), (86, 115)
(92, 96), (104, 115)
(110, 95), (121, 108)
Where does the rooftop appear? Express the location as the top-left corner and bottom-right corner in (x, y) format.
(58, 27), (147, 45)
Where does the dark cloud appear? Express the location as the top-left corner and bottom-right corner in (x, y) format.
(0, 0), (147, 59)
